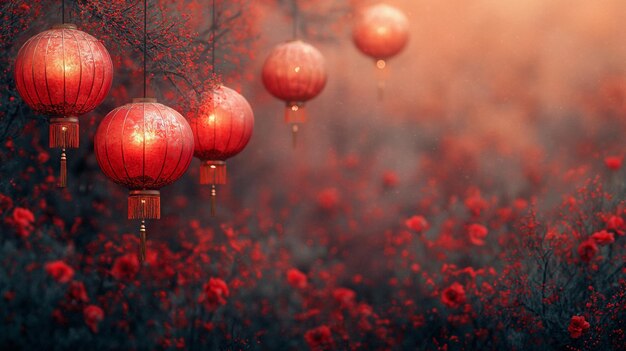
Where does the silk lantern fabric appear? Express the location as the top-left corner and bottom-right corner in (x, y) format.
(14, 23), (113, 187)
(189, 85), (254, 186)
(261, 40), (327, 126)
(352, 4), (409, 63)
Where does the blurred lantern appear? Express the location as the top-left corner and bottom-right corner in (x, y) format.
(262, 40), (327, 147)
(188, 85), (254, 216)
(94, 99), (194, 261)
(14, 23), (113, 187)
(352, 3), (409, 99)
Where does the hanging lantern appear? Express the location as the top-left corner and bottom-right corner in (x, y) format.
(94, 98), (194, 261)
(352, 4), (409, 98)
(262, 40), (327, 146)
(188, 85), (254, 216)
(14, 24), (113, 187)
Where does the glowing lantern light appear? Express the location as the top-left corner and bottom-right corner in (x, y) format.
(352, 3), (409, 98)
(262, 40), (327, 146)
(94, 98), (194, 261)
(14, 24), (113, 187)
(188, 85), (254, 215)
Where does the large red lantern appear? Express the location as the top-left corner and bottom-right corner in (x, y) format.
(94, 98), (194, 261)
(352, 4), (409, 98)
(262, 40), (327, 146)
(14, 24), (113, 187)
(188, 85), (254, 215)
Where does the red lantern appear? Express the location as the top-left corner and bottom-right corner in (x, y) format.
(262, 40), (327, 145)
(188, 85), (254, 215)
(14, 24), (113, 187)
(352, 4), (409, 98)
(94, 98), (194, 261)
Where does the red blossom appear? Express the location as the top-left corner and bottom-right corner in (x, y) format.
(405, 215), (429, 232)
(304, 325), (333, 350)
(0, 193), (13, 215)
(286, 268), (308, 289)
(467, 223), (488, 246)
(68, 281), (89, 302)
(591, 230), (615, 246)
(110, 254), (140, 281)
(568, 315), (590, 339)
(604, 156), (622, 171)
(316, 188), (340, 211)
(606, 215), (625, 235)
(44, 260), (74, 284)
(83, 305), (104, 333)
(199, 278), (229, 310)
(441, 282), (466, 308)
(577, 239), (599, 263)
(10, 207), (35, 237)
(382, 170), (399, 188)
(332, 287), (356, 309)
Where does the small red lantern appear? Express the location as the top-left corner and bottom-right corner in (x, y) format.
(352, 4), (409, 97)
(262, 40), (327, 145)
(188, 85), (254, 215)
(94, 98), (194, 261)
(14, 24), (113, 187)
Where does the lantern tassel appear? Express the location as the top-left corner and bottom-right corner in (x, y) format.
(375, 60), (388, 101)
(292, 124), (299, 148)
(58, 149), (67, 188)
(128, 190), (161, 219)
(377, 80), (385, 101)
(211, 185), (216, 217)
(49, 117), (79, 149)
(139, 220), (146, 263)
(200, 161), (227, 185)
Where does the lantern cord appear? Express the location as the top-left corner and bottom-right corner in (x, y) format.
(292, 0), (298, 39)
(210, 0), (216, 75)
(139, 220), (147, 263)
(61, 0), (65, 24)
(211, 184), (216, 217)
(143, 0), (148, 98)
(291, 124), (298, 148)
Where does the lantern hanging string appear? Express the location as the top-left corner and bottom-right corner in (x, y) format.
(143, 0), (148, 98)
(292, 0), (298, 39)
(61, 0), (65, 24)
(211, 0), (216, 74)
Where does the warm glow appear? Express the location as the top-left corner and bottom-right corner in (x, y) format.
(294, 66), (301, 73)
(130, 129), (157, 144)
(376, 60), (386, 69)
(376, 26), (388, 35)
(291, 105), (299, 112)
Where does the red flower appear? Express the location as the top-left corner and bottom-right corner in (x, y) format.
(332, 288), (356, 308)
(441, 282), (466, 308)
(286, 268), (308, 289)
(111, 254), (140, 281)
(606, 215), (625, 236)
(405, 215), (429, 233)
(199, 278), (229, 310)
(577, 239), (599, 263)
(44, 260), (74, 284)
(467, 224), (488, 246)
(304, 325), (333, 350)
(68, 281), (89, 302)
(317, 188), (340, 211)
(83, 305), (104, 333)
(604, 156), (622, 171)
(382, 170), (399, 188)
(0, 193), (13, 215)
(465, 193), (488, 216)
(568, 315), (590, 339)
(591, 230), (615, 246)
(10, 207), (35, 237)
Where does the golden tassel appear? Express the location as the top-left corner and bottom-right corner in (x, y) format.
(139, 220), (146, 263)
(291, 124), (299, 148)
(211, 184), (216, 217)
(58, 149), (67, 188)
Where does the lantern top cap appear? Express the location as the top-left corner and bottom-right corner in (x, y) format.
(52, 23), (78, 30)
(132, 97), (158, 103)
